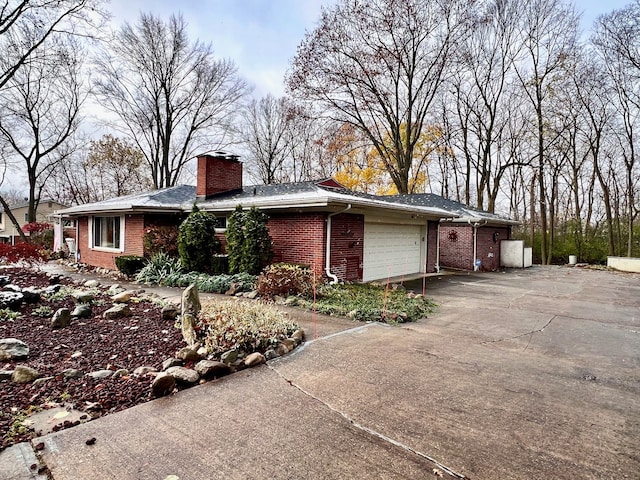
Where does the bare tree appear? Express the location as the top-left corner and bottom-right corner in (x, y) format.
(0, 0), (104, 90)
(513, 0), (580, 264)
(45, 134), (153, 205)
(241, 95), (294, 184)
(94, 13), (250, 189)
(593, 1), (640, 257)
(447, 0), (529, 212)
(0, 35), (85, 224)
(287, 0), (469, 194)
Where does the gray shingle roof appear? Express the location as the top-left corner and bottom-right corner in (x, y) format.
(55, 180), (517, 225)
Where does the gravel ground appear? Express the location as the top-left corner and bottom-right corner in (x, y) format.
(0, 267), (185, 451)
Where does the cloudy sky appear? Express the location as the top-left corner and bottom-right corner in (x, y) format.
(108, 0), (632, 99)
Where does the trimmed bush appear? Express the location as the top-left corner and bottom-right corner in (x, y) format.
(256, 263), (318, 299)
(178, 207), (221, 273)
(226, 206), (273, 275)
(115, 255), (147, 277)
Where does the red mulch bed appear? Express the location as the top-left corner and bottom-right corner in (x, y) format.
(0, 267), (185, 450)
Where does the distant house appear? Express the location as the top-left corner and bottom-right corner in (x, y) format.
(56, 153), (519, 282)
(0, 199), (68, 245)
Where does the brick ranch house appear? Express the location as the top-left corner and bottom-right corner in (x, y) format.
(55, 153), (519, 282)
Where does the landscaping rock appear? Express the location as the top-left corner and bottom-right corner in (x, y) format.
(84, 280), (100, 288)
(281, 338), (296, 351)
(0, 369), (14, 380)
(133, 366), (157, 376)
(21, 287), (41, 303)
(87, 369), (114, 380)
(111, 291), (131, 303)
(0, 291), (24, 310)
(291, 329), (305, 344)
(151, 373), (175, 397)
(51, 308), (71, 329)
(225, 282), (242, 296)
(103, 303), (131, 319)
(71, 304), (92, 318)
(165, 366), (200, 385)
(0, 275), (10, 286)
(113, 369), (129, 378)
(181, 284), (201, 316)
(264, 349), (278, 361)
(107, 284), (123, 294)
(161, 304), (179, 321)
(47, 274), (64, 285)
(3, 284), (21, 292)
(162, 358), (183, 371)
(194, 360), (231, 379)
(72, 291), (94, 303)
(12, 365), (40, 383)
(220, 349), (238, 364)
(246, 290), (259, 300)
(180, 313), (197, 346)
(176, 344), (203, 362)
(62, 368), (83, 379)
(33, 376), (54, 386)
(42, 284), (63, 295)
(276, 343), (289, 356)
(0, 338), (29, 359)
(244, 352), (265, 367)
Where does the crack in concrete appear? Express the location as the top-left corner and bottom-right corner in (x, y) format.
(268, 365), (466, 479)
(480, 315), (557, 351)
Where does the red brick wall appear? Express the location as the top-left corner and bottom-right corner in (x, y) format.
(438, 224), (511, 271)
(329, 213), (364, 281)
(267, 213), (326, 277)
(196, 154), (243, 197)
(77, 214), (145, 270)
(426, 221), (439, 273)
(438, 224), (474, 270)
(476, 226), (510, 271)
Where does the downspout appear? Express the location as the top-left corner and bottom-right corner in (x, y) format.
(470, 219), (488, 271)
(325, 204), (351, 284)
(75, 217), (80, 262)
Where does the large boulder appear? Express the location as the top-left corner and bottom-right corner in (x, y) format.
(0, 338), (29, 360)
(180, 313), (198, 346)
(181, 284), (201, 316)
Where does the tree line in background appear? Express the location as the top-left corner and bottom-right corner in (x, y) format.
(0, 0), (638, 264)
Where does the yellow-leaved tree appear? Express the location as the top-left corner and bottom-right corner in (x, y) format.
(331, 123), (443, 194)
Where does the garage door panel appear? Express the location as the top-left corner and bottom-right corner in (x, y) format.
(363, 223), (422, 281)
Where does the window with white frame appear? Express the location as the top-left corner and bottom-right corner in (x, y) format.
(91, 216), (122, 250)
(213, 216), (227, 231)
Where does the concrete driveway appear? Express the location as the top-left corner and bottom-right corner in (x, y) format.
(35, 266), (640, 479)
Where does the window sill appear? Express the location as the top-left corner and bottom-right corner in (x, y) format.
(91, 246), (124, 253)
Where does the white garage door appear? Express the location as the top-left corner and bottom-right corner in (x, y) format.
(363, 223), (422, 282)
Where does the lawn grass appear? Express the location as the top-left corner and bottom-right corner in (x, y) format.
(292, 283), (436, 323)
